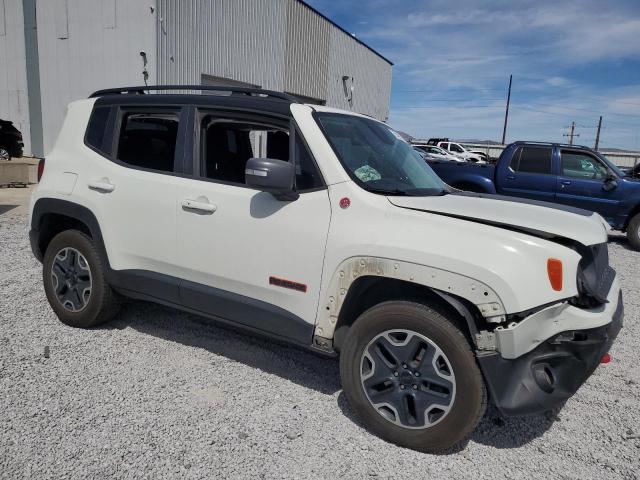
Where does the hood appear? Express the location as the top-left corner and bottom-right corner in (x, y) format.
(388, 192), (609, 246)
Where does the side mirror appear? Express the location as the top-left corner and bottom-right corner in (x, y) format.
(245, 158), (299, 201)
(603, 174), (618, 192)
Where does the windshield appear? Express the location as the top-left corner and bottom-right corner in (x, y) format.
(431, 146), (448, 155)
(316, 113), (447, 196)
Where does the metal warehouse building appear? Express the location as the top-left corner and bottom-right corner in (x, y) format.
(0, 0), (393, 157)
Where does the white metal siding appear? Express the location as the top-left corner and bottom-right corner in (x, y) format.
(157, 0), (391, 119)
(0, 0), (31, 154)
(157, 0), (288, 90)
(325, 27), (392, 120)
(283, 0), (329, 101)
(36, 0), (157, 154)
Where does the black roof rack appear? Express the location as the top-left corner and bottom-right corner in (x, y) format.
(89, 85), (299, 102)
(511, 140), (591, 149)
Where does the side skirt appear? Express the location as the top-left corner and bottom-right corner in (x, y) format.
(111, 270), (319, 353)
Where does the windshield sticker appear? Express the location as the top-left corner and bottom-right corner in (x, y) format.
(354, 165), (382, 182)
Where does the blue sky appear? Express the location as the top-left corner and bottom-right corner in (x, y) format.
(306, 0), (640, 150)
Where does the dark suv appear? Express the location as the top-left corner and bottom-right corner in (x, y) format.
(0, 119), (24, 160)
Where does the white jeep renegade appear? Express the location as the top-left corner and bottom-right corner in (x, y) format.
(29, 86), (623, 452)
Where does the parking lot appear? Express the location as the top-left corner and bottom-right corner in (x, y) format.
(1, 191), (639, 479)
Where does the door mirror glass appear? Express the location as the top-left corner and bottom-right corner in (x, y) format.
(245, 157), (299, 201)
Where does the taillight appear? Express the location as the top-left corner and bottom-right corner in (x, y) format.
(37, 158), (45, 182)
(547, 258), (563, 291)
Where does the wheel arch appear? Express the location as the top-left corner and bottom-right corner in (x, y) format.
(30, 198), (108, 267)
(623, 202), (640, 230)
(317, 257), (505, 352)
(451, 177), (495, 194)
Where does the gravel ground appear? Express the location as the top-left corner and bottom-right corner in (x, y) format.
(1, 210), (639, 479)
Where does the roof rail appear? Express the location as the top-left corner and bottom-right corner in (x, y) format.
(511, 140), (590, 149)
(89, 85), (299, 102)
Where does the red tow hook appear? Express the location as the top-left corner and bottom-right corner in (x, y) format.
(601, 353), (612, 364)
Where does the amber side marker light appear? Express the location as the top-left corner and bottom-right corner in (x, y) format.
(547, 258), (563, 291)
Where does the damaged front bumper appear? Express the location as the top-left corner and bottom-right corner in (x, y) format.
(477, 280), (623, 416)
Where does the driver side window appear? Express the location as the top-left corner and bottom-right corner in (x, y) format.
(561, 151), (607, 180)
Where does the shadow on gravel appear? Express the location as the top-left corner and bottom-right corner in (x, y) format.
(106, 301), (558, 451)
(0, 205), (18, 215)
(337, 393), (558, 452)
(608, 235), (635, 252)
(469, 406), (559, 449)
(107, 302), (341, 395)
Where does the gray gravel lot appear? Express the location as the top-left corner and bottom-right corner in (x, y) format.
(1, 209), (639, 479)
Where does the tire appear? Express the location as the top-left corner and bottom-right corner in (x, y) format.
(627, 213), (640, 251)
(339, 301), (486, 452)
(0, 146), (10, 161)
(43, 230), (120, 328)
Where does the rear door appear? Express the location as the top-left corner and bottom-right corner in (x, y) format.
(555, 148), (621, 221)
(499, 145), (556, 201)
(83, 105), (185, 302)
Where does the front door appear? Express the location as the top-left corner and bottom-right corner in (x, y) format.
(174, 109), (331, 344)
(555, 148), (621, 222)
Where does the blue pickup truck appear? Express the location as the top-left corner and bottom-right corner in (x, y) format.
(429, 141), (640, 250)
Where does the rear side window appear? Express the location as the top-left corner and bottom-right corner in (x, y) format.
(116, 111), (179, 173)
(85, 107), (111, 155)
(511, 147), (552, 175)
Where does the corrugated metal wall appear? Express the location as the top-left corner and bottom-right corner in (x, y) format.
(283, 0), (329, 102)
(157, 0), (288, 90)
(36, 0), (157, 154)
(325, 27), (392, 120)
(0, 0), (31, 154)
(157, 0), (391, 119)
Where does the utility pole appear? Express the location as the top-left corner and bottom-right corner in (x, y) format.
(563, 121), (579, 145)
(594, 116), (603, 151)
(501, 74), (512, 145)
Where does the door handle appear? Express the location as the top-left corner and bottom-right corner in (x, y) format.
(506, 175), (515, 180)
(561, 180), (572, 186)
(181, 199), (217, 214)
(88, 179), (115, 193)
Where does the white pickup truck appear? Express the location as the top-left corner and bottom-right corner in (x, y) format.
(29, 86), (623, 452)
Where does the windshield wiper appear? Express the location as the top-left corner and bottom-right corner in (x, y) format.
(365, 187), (448, 197)
(365, 187), (410, 196)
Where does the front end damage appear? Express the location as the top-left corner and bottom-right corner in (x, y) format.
(475, 242), (623, 416)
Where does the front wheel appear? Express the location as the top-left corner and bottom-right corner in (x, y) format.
(627, 213), (640, 251)
(339, 301), (486, 452)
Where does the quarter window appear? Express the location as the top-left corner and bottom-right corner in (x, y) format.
(511, 147), (553, 175)
(116, 111), (179, 173)
(85, 107), (111, 155)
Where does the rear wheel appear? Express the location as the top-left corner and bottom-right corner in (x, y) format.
(0, 146), (10, 161)
(43, 230), (120, 328)
(627, 213), (640, 251)
(339, 301), (486, 452)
